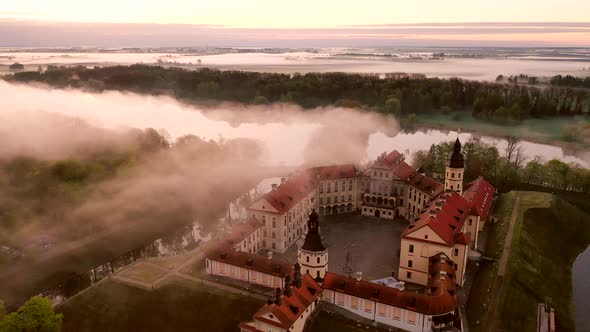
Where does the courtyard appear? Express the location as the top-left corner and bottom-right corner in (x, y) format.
(286, 213), (409, 281)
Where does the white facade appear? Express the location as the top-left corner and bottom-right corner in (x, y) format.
(322, 289), (434, 332)
(206, 258), (285, 289)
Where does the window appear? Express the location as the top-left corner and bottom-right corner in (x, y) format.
(451, 185), (454, 190)
(451, 173), (455, 178)
(408, 260), (413, 268)
(424, 234), (429, 239)
(335, 181), (339, 192)
(392, 307), (401, 320)
(336, 293), (345, 305)
(378, 303), (387, 317)
(406, 271), (412, 279)
(272, 242), (276, 249)
(409, 244), (414, 253)
(363, 299), (373, 313)
(317, 257), (320, 263)
(454, 248), (459, 256)
(468, 219), (472, 226)
(458, 173), (462, 179)
(261, 215), (266, 225)
(319, 197), (323, 204)
(307, 256), (310, 263)
(327, 197), (331, 204)
(407, 312), (417, 325)
(335, 196), (338, 203)
(351, 297), (359, 309)
(272, 219), (276, 228)
(229, 265), (235, 276)
(348, 194), (352, 201)
(272, 232), (276, 239)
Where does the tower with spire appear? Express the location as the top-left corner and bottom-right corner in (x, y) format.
(445, 138), (465, 195)
(298, 210), (328, 282)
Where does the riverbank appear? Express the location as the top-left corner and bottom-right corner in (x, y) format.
(410, 112), (590, 159)
(467, 191), (590, 331)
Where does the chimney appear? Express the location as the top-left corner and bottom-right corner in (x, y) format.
(356, 271), (362, 281)
(294, 263), (302, 288)
(398, 281), (405, 291)
(267, 251), (273, 260)
(283, 275), (292, 297)
(271, 184), (278, 191)
(281, 177), (286, 184)
(274, 287), (282, 305)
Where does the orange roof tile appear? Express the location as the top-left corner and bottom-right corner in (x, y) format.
(323, 253), (457, 316)
(463, 176), (495, 221)
(403, 191), (472, 245)
(252, 274), (322, 328)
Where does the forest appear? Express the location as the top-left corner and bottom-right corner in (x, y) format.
(412, 138), (590, 211)
(5, 65), (589, 124)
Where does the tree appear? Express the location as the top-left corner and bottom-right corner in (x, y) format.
(0, 296), (62, 332)
(0, 299), (5, 320)
(384, 97), (401, 115)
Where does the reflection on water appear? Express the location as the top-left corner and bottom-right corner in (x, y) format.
(573, 246), (590, 331)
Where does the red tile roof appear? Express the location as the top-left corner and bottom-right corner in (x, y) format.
(403, 191), (472, 245)
(407, 173), (443, 196)
(251, 168), (318, 215)
(381, 150), (403, 167)
(393, 161), (418, 181)
(223, 218), (263, 247)
(323, 253), (457, 316)
(454, 232), (470, 245)
(463, 176), (495, 221)
(251, 274), (322, 329)
(312, 164), (358, 180)
(206, 249), (291, 277)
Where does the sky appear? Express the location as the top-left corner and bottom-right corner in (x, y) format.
(0, 0), (589, 47)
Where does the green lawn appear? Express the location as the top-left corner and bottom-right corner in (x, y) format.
(467, 191), (590, 332)
(58, 278), (264, 332)
(466, 192), (516, 329)
(498, 196), (590, 332)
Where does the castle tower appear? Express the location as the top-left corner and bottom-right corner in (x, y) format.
(445, 138), (465, 195)
(298, 210), (328, 282)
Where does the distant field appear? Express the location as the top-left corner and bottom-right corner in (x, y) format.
(467, 191), (590, 332)
(58, 277), (263, 332)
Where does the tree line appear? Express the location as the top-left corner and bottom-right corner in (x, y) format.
(5, 65), (589, 123)
(412, 137), (590, 201)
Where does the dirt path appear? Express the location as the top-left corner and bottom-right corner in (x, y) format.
(498, 193), (521, 277)
(486, 192), (521, 332)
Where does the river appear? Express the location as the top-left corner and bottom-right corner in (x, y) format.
(573, 246), (590, 331)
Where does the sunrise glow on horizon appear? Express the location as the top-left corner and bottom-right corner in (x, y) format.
(2, 0), (590, 28)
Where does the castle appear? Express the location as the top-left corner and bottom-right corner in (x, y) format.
(206, 138), (496, 332)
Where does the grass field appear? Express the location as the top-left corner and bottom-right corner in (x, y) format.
(58, 277), (264, 332)
(498, 196), (590, 332)
(467, 191), (590, 332)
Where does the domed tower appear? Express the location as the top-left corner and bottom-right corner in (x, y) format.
(298, 210), (328, 282)
(445, 138), (465, 194)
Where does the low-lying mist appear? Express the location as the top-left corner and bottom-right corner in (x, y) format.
(0, 80), (400, 166)
(0, 80), (400, 304)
